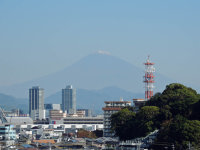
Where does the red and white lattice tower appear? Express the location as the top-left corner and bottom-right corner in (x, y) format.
(144, 56), (155, 100)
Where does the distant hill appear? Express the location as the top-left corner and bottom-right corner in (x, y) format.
(45, 86), (143, 115)
(0, 93), (28, 113)
(0, 87), (143, 115)
(0, 52), (172, 98)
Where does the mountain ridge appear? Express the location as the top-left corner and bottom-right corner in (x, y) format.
(45, 86), (144, 114)
(0, 86), (143, 114)
(0, 53), (172, 98)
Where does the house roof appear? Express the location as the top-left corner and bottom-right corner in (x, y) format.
(102, 107), (122, 111)
(33, 139), (56, 144)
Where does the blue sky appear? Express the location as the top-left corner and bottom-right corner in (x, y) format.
(0, 0), (200, 90)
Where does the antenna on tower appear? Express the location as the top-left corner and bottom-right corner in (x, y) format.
(144, 56), (155, 100)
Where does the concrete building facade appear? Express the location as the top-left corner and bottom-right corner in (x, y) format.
(29, 86), (45, 120)
(44, 104), (61, 118)
(49, 110), (66, 120)
(77, 109), (92, 117)
(62, 85), (76, 115)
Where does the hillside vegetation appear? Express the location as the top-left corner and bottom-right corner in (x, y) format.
(111, 83), (200, 149)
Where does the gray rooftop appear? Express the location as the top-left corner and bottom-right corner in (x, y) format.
(6, 117), (33, 125)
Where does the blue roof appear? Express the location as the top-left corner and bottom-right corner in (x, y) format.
(22, 144), (34, 148)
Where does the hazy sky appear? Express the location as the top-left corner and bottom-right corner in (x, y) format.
(0, 1), (200, 90)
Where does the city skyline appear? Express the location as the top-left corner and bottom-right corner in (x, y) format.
(0, 1), (199, 148)
(0, 1), (200, 92)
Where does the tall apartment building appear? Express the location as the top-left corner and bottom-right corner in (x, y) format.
(62, 85), (76, 115)
(102, 100), (131, 137)
(29, 86), (45, 120)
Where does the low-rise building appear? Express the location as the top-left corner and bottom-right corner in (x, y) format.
(76, 110), (85, 117)
(77, 109), (92, 117)
(44, 104), (61, 118)
(6, 117), (33, 125)
(50, 110), (66, 120)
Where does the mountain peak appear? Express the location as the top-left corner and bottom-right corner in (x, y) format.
(0, 52), (172, 98)
(96, 50), (111, 55)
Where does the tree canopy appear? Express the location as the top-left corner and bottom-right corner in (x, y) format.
(110, 83), (200, 149)
(111, 108), (135, 140)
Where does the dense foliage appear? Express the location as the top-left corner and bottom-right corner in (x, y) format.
(111, 107), (135, 140)
(111, 83), (200, 149)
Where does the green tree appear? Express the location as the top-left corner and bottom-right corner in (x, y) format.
(111, 108), (135, 140)
(163, 83), (199, 117)
(110, 83), (200, 149)
(111, 106), (159, 140)
(137, 106), (159, 120)
(147, 83), (200, 118)
(133, 106), (160, 137)
(148, 83), (200, 149)
(190, 99), (200, 120)
(157, 115), (200, 149)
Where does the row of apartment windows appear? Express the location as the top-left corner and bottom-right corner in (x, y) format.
(104, 110), (118, 114)
(106, 103), (130, 107)
(0, 132), (15, 134)
(104, 114), (112, 118)
(104, 122), (111, 125)
(103, 128), (112, 132)
(104, 125), (111, 128)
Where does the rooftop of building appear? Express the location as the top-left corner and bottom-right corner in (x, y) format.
(63, 116), (103, 120)
(102, 107), (122, 111)
(6, 117), (33, 125)
(104, 101), (131, 104)
(133, 98), (145, 101)
(30, 86), (44, 90)
(33, 139), (56, 144)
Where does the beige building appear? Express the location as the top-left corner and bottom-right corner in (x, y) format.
(76, 110), (85, 117)
(49, 110), (66, 120)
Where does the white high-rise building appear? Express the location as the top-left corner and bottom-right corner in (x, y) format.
(62, 85), (76, 115)
(29, 86), (45, 120)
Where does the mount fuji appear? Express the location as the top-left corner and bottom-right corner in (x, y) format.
(0, 52), (171, 98)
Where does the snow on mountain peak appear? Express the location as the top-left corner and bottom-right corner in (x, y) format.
(96, 50), (111, 55)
